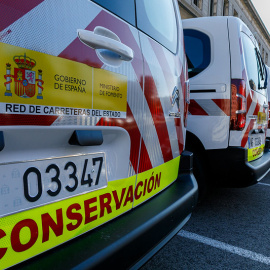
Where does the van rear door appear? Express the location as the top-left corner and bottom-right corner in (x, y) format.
(229, 19), (268, 162)
(134, 0), (188, 207)
(0, 1), (144, 268)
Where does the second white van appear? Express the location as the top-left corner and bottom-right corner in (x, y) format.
(183, 16), (270, 195)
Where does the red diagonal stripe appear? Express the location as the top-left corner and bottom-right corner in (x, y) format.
(122, 32), (174, 161)
(58, 10), (152, 172)
(96, 105), (152, 174)
(82, 11), (173, 162)
(189, 100), (208, 115)
(58, 10), (167, 168)
(212, 99), (230, 116)
(241, 119), (255, 147)
(80, 11), (172, 162)
(58, 11), (103, 68)
(138, 141), (152, 173)
(0, 1), (44, 32)
(149, 39), (185, 154)
(246, 91), (253, 112)
(0, 114), (58, 126)
(253, 101), (260, 116)
(143, 64), (173, 162)
(58, 9), (143, 74)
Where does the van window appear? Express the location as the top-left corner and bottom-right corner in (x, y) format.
(241, 33), (266, 92)
(136, 0), (177, 53)
(92, 0), (135, 26)
(183, 29), (211, 78)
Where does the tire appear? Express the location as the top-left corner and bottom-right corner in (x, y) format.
(193, 152), (208, 202)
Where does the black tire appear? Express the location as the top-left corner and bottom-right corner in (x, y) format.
(193, 152), (208, 202)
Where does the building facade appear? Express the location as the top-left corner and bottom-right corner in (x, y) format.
(178, 0), (270, 65)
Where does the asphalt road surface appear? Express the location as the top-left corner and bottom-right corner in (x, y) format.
(141, 172), (270, 270)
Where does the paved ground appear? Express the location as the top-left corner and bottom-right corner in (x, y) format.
(141, 172), (270, 270)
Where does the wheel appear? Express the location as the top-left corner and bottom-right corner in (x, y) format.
(193, 152), (208, 201)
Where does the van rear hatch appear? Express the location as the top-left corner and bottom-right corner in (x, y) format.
(228, 17), (268, 162)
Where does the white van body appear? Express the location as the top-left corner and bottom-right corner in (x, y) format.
(0, 1), (197, 269)
(183, 16), (270, 190)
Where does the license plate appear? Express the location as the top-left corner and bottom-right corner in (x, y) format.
(0, 153), (107, 217)
(248, 135), (262, 149)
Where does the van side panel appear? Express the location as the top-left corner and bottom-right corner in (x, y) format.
(183, 17), (231, 149)
(184, 16), (270, 188)
(228, 17), (268, 161)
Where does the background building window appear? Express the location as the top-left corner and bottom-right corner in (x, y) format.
(210, 0), (217, 16)
(193, 0), (202, 9)
(223, 0), (229, 16)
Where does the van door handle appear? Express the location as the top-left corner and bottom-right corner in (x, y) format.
(77, 27), (134, 61)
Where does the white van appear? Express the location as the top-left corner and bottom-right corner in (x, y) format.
(0, 0), (197, 269)
(183, 16), (270, 195)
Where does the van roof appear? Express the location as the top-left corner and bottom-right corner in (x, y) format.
(182, 16), (244, 28)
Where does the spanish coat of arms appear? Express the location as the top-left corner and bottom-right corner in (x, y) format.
(4, 53), (44, 99)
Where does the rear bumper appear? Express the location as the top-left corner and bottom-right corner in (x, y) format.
(13, 152), (198, 270)
(206, 145), (270, 187)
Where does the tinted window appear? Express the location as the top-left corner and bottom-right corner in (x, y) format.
(92, 0), (135, 26)
(241, 33), (266, 91)
(184, 29), (211, 78)
(136, 0), (177, 53)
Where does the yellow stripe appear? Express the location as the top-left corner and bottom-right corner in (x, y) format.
(248, 144), (264, 162)
(133, 156), (180, 206)
(0, 156), (180, 269)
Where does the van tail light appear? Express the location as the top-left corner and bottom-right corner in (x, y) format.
(184, 80), (190, 127)
(230, 79), (247, 130)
